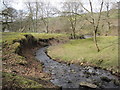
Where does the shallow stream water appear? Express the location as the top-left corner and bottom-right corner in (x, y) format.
(36, 47), (119, 89)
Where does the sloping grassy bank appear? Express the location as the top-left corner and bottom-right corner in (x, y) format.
(2, 32), (68, 89)
(48, 36), (119, 74)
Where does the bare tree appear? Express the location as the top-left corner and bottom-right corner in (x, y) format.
(18, 10), (24, 30)
(62, 1), (82, 39)
(2, 1), (17, 32)
(35, 1), (39, 32)
(80, 0), (104, 52)
(39, 1), (54, 33)
(40, 2), (49, 33)
(26, 2), (35, 32)
(104, 1), (112, 36)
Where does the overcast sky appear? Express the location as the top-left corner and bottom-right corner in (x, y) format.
(0, 0), (120, 11)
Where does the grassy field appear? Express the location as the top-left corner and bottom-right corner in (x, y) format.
(48, 36), (118, 73)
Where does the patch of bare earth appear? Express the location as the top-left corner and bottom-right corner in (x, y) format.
(2, 35), (61, 88)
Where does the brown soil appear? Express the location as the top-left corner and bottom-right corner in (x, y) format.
(2, 34), (63, 88)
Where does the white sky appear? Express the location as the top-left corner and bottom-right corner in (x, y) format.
(0, 0), (120, 11)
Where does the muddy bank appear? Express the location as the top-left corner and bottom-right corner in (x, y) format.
(15, 34), (63, 88)
(2, 34), (62, 89)
(36, 47), (120, 89)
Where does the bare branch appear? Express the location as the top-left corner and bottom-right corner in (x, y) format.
(95, 0), (104, 31)
(80, 2), (90, 13)
(3, 1), (8, 8)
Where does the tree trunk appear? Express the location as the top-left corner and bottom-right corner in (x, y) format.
(93, 30), (100, 52)
(71, 24), (76, 39)
(35, 19), (37, 32)
(46, 24), (49, 33)
(31, 18), (35, 32)
(73, 28), (76, 39)
(4, 16), (9, 31)
(20, 20), (22, 30)
(108, 22), (111, 31)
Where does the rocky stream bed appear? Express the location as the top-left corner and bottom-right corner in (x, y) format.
(36, 47), (120, 89)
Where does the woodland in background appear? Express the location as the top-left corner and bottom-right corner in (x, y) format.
(1, 0), (119, 35)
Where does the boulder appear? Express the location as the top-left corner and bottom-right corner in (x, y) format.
(100, 76), (111, 82)
(113, 79), (120, 86)
(79, 82), (98, 89)
(67, 80), (72, 83)
(71, 69), (75, 72)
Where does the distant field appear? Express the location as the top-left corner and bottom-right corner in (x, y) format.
(48, 36), (118, 73)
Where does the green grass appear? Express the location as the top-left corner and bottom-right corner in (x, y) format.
(48, 36), (118, 72)
(2, 72), (43, 88)
(2, 32), (67, 44)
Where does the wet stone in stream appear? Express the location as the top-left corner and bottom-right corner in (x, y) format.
(36, 47), (120, 89)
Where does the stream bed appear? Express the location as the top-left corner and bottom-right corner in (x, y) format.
(35, 47), (120, 89)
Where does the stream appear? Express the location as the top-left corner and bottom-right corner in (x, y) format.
(35, 47), (120, 89)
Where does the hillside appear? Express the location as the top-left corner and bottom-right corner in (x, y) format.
(47, 9), (119, 35)
(43, 9), (118, 36)
(7, 9), (119, 36)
